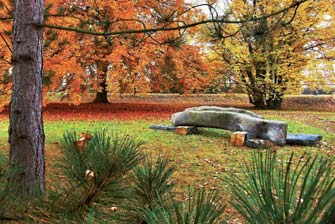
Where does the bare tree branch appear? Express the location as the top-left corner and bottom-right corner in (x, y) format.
(281, 4), (300, 26)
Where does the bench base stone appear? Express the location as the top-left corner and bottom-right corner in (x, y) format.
(230, 131), (257, 147)
(286, 134), (322, 146)
(175, 126), (199, 135)
(149, 125), (176, 132)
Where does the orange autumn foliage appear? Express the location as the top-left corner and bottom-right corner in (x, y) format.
(0, 0), (12, 108)
(0, 0), (209, 108)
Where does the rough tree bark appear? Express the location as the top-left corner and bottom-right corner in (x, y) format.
(9, 0), (45, 197)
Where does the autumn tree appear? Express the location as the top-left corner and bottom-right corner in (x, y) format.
(1, 0), (315, 107)
(205, 0), (335, 109)
(41, 0), (209, 104)
(147, 44), (208, 94)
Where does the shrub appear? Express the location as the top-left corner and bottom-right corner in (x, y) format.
(30, 130), (144, 223)
(225, 150), (335, 224)
(28, 130), (226, 223)
(115, 156), (176, 223)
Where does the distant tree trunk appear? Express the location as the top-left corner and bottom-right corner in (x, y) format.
(9, 0), (45, 197)
(93, 62), (109, 103)
(93, 78), (109, 103)
(246, 60), (284, 109)
(248, 91), (283, 109)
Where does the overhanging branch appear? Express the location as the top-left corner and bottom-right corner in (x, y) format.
(37, 0), (309, 36)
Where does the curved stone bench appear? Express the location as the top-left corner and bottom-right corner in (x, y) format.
(172, 106), (287, 146)
(184, 106), (264, 119)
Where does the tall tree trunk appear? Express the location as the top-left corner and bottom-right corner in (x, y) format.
(9, 0), (45, 197)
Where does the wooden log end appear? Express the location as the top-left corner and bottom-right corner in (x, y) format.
(175, 126), (199, 135)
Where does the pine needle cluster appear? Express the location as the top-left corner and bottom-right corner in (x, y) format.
(28, 130), (225, 223)
(225, 150), (335, 224)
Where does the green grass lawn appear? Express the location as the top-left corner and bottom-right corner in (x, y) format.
(1, 111), (335, 223)
(1, 113), (334, 193)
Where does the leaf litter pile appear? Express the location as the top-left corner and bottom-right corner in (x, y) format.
(0, 101), (334, 132)
(0, 102), (250, 121)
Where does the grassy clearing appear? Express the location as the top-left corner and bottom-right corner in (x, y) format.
(0, 111), (334, 223)
(1, 113), (334, 191)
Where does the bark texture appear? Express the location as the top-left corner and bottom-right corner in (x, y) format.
(9, 0), (45, 197)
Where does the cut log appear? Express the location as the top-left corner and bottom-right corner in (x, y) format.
(174, 126), (199, 135)
(149, 125), (199, 135)
(230, 131), (248, 147)
(230, 131), (257, 147)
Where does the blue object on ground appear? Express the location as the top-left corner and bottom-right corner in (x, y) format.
(286, 134), (322, 146)
(149, 125), (176, 132)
